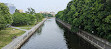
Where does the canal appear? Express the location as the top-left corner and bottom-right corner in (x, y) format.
(20, 18), (97, 49)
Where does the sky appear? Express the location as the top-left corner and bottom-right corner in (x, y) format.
(0, 0), (71, 13)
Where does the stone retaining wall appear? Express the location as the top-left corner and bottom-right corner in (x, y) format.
(56, 19), (111, 49)
(2, 18), (47, 49)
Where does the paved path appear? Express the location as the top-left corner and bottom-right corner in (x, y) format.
(2, 18), (47, 49)
(11, 26), (28, 31)
(18, 27), (32, 28)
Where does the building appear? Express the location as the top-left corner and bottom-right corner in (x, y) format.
(18, 9), (23, 13)
(5, 3), (16, 14)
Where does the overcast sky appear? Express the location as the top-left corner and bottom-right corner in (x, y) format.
(0, 0), (71, 13)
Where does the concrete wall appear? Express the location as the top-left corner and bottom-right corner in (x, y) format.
(2, 18), (47, 49)
(56, 19), (111, 49)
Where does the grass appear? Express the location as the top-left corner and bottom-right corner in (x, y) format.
(0, 27), (25, 49)
(21, 27), (32, 30)
(0, 19), (45, 49)
(0, 26), (32, 49)
(16, 25), (35, 30)
(14, 25), (35, 30)
(16, 25), (35, 27)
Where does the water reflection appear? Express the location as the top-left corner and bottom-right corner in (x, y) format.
(21, 18), (68, 49)
(57, 20), (97, 49)
(35, 24), (44, 35)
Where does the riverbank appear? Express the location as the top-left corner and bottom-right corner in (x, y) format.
(20, 18), (96, 49)
(0, 28), (25, 49)
(0, 20), (43, 49)
(2, 18), (47, 49)
(56, 19), (111, 49)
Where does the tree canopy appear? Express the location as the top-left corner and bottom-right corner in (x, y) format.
(42, 13), (54, 17)
(0, 3), (13, 30)
(12, 8), (44, 26)
(35, 13), (44, 22)
(26, 8), (35, 15)
(12, 13), (36, 26)
(56, 0), (111, 41)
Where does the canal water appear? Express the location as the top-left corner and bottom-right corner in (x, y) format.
(20, 18), (97, 49)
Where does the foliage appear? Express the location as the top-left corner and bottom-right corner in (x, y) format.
(15, 9), (20, 13)
(12, 13), (36, 26)
(0, 3), (13, 30)
(56, 0), (111, 41)
(47, 14), (54, 17)
(12, 8), (44, 26)
(0, 27), (25, 49)
(35, 13), (44, 22)
(42, 13), (54, 17)
(25, 8), (35, 15)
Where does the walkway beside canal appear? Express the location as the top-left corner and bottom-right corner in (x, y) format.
(2, 18), (47, 49)
(11, 26), (29, 31)
(56, 19), (111, 49)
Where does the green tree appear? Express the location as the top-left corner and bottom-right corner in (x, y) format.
(35, 13), (44, 22)
(56, 0), (111, 41)
(15, 9), (20, 13)
(26, 8), (35, 15)
(12, 13), (36, 26)
(0, 3), (13, 30)
(42, 13), (54, 17)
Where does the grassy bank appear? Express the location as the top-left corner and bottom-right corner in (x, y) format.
(16, 25), (35, 27)
(16, 25), (35, 30)
(0, 27), (25, 49)
(0, 18), (45, 49)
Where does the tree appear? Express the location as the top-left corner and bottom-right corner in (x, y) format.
(15, 9), (20, 13)
(56, 0), (111, 41)
(12, 13), (36, 26)
(0, 3), (13, 30)
(26, 8), (35, 15)
(42, 13), (53, 17)
(35, 13), (43, 22)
